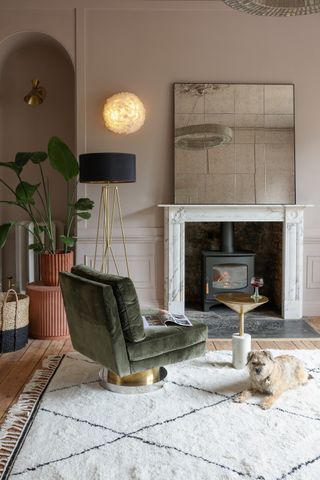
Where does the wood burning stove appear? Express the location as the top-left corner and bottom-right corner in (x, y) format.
(202, 222), (255, 311)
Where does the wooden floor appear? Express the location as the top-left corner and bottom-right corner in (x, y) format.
(0, 318), (320, 424)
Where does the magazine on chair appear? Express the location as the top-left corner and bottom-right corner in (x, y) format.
(142, 312), (192, 328)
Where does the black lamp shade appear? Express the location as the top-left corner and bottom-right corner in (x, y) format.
(79, 152), (136, 184)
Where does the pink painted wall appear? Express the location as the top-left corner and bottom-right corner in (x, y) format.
(0, 29), (75, 287)
(0, 2), (319, 228)
(0, 33), (74, 223)
(0, 1), (320, 310)
(79, 2), (320, 232)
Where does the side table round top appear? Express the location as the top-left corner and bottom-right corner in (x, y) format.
(215, 292), (268, 314)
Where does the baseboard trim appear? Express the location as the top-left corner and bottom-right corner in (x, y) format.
(303, 303), (320, 317)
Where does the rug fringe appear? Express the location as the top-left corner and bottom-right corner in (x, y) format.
(0, 354), (62, 479)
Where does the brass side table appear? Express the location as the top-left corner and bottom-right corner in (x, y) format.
(216, 293), (268, 369)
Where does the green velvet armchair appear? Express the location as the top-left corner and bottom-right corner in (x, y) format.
(59, 265), (207, 392)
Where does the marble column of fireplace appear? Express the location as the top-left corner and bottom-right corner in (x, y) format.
(159, 204), (311, 319)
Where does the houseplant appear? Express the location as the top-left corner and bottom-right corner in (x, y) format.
(0, 136), (94, 286)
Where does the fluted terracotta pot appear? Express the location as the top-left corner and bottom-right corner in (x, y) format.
(40, 251), (74, 286)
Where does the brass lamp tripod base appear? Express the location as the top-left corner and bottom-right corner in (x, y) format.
(94, 184), (130, 276)
(99, 367), (167, 394)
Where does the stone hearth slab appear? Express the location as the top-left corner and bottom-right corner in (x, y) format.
(186, 307), (319, 339)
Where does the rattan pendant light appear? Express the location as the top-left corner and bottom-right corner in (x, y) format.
(175, 124), (233, 150)
(224, 0), (320, 16)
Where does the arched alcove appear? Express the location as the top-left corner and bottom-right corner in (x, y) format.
(0, 32), (75, 289)
(0, 32), (75, 223)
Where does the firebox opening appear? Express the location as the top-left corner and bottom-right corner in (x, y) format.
(202, 250), (255, 311)
(185, 221), (282, 315)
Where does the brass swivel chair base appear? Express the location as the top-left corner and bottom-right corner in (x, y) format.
(99, 367), (167, 394)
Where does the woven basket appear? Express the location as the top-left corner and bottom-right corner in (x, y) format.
(0, 289), (29, 353)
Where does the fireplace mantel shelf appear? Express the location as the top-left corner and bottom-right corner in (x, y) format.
(158, 204), (313, 208)
(159, 204), (313, 319)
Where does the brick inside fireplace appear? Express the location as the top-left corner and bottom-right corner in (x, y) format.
(185, 221), (282, 312)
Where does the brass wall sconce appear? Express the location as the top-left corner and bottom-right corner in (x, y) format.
(24, 79), (46, 106)
(103, 92), (146, 134)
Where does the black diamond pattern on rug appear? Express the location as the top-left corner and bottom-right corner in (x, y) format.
(6, 352), (320, 480)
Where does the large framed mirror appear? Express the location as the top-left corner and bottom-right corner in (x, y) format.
(174, 83), (295, 205)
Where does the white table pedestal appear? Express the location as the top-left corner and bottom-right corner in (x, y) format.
(232, 333), (251, 369)
(216, 293), (268, 370)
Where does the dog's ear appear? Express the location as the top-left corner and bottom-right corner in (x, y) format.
(247, 351), (254, 364)
(263, 350), (274, 362)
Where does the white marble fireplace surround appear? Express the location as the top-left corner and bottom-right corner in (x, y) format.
(159, 204), (311, 320)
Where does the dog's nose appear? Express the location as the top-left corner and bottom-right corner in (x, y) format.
(256, 368), (262, 374)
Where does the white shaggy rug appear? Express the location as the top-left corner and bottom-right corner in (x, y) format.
(1, 350), (320, 480)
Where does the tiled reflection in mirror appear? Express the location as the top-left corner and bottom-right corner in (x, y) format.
(174, 83), (295, 205)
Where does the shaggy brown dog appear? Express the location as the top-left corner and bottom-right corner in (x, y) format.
(234, 350), (313, 409)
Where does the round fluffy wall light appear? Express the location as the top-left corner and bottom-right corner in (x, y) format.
(103, 92), (146, 134)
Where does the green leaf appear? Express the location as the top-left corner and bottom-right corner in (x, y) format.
(60, 235), (76, 247)
(30, 152), (47, 164)
(0, 222), (14, 249)
(15, 151), (47, 166)
(0, 200), (20, 206)
(15, 152), (33, 166)
(15, 181), (40, 205)
(48, 136), (79, 181)
(0, 162), (23, 175)
(28, 243), (43, 252)
(74, 198), (94, 211)
(77, 212), (91, 220)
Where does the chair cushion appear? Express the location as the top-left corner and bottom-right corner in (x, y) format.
(71, 265), (145, 343)
(126, 319), (207, 362)
(130, 342), (207, 374)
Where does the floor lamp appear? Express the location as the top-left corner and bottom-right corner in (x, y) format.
(79, 152), (136, 277)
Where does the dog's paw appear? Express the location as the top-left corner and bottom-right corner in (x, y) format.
(260, 401), (272, 410)
(233, 394), (245, 403)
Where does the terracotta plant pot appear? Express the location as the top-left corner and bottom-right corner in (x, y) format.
(40, 251), (74, 286)
(27, 282), (69, 339)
